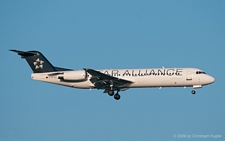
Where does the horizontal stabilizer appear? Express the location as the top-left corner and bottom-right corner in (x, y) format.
(10, 50), (37, 58)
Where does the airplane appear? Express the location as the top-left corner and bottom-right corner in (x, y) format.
(10, 50), (215, 100)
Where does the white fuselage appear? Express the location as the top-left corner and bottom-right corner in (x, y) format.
(31, 68), (215, 90)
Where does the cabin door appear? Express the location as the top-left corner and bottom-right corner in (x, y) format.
(186, 71), (192, 81)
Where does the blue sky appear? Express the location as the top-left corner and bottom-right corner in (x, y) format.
(1, 1), (224, 140)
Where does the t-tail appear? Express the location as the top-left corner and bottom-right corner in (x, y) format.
(10, 50), (71, 73)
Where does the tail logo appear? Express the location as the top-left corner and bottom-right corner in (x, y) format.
(33, 58), (44, 69)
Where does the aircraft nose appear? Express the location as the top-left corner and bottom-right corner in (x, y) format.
(208, 75), (215, 84)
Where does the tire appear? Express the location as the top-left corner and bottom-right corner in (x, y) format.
(108, 90), (114, 96)
(114, 94), (120, 100)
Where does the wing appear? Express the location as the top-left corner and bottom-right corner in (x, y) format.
(84, 68), (133, 90)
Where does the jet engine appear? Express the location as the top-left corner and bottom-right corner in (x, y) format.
(57, 70), (87, 81)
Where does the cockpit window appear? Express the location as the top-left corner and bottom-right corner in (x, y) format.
(196, 71), (206, 74)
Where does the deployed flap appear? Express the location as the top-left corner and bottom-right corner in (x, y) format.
(84, 68), (132, 89)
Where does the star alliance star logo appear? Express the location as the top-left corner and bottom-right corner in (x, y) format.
(33, 58), (44, 69)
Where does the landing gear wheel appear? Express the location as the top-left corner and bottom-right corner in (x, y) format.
(108, 90), (114, 96)
(191, 90), (196, 94)
(114, 94), (120, 100)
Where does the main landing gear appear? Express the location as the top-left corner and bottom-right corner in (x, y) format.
(108, 90), (120, 100)
(108, 90), (114, 96)
(114, 93), (120, 100)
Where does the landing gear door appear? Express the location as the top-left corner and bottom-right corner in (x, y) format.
(186, 71), (192, 81)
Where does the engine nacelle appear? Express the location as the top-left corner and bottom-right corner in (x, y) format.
(58, 70), (87, 81)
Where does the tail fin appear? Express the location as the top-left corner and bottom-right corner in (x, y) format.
(10, 50), (56, 73)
